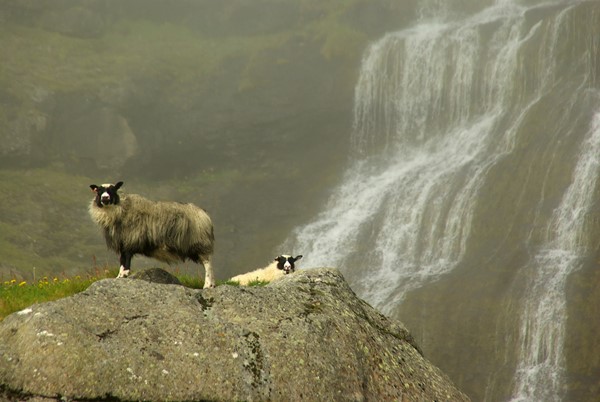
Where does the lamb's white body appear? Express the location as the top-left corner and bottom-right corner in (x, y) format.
(230, 261), (284, 285)
(230, 255), (302, 285)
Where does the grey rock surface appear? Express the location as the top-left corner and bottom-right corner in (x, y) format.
(129, 267), (183, 286)
(0, 268), (470, 401)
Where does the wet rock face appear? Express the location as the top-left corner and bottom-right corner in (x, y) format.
(0, 268), (470, 401)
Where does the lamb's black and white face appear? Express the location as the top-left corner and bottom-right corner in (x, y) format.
(90, 182), (123, 208)
(275, 254), (303, 274)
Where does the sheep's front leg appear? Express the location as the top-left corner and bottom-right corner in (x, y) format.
(201, 257), (215, 288)
(117, 252), (132, 278)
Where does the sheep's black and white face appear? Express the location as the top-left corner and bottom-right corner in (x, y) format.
(90, 182), (123, 208)
(275, 254), (303, 274)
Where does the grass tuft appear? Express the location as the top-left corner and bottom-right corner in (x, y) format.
(0, 268), (116, 321)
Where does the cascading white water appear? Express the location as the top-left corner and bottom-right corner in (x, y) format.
(510, 112), (600, 402)
(284, 1), (599, 401)
(505, 5), (600, 400)
(286, 1), (565, 306)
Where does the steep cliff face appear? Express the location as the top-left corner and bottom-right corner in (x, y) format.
(0, 0), (411, 176)
(0, 268), (469, 401)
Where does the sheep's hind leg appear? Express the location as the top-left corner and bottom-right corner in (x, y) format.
(117, 252), (132, 278)
(201, 257), (215, 289)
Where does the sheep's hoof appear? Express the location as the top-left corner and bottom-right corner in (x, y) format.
(117, 268), (130, 278)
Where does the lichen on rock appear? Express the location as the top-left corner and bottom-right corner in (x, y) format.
(0, 268), (469, 401)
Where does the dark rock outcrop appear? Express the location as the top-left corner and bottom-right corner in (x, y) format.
(129, 267), (182, 285)
(0, 268), (470, 401)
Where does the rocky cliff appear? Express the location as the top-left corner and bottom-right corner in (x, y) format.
(0, 268), (469, 401)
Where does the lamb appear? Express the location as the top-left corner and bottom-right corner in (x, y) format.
(230, 254), (303, 286)
(88, 181), (216, 288)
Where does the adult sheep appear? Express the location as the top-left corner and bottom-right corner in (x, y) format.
(88, 181), (216, 288)
(230, 254), (302, 286)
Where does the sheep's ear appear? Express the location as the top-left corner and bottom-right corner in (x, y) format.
(114, 181), (124, 190)
(90, 184), (98, 193)
(294, 255), (303, 261)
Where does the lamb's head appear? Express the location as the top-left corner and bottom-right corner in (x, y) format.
(90, 181), (123, 208)
(274, 254), (303, 274)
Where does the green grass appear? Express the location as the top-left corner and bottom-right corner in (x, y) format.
(0, 1), (369, 109)
(0, 269), (271, 321)
(0, 268), (116, 321)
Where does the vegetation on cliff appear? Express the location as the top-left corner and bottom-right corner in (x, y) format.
(0, 0), (409, 281)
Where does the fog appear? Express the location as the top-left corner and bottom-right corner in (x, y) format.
(0, 0), (408, 280)
(2, 1), (600, 401)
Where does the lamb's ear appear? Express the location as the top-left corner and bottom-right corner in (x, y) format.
(294, 255), (303, 261)
(114, 181), (124, 190)
(90, 184), (98, 193)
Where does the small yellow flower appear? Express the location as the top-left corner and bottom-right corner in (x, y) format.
(10, 279), (16, 284)
(53, 277), (58, 282)
(18, 281), (27, 287)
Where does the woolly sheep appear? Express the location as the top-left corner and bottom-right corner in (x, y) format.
(230, 254), (303, 286)
(88, 181), (216, 288)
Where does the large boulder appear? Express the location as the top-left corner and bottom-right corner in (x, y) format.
(0, 268), (470, 401)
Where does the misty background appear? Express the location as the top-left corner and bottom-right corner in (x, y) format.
(2, 1), (600, 402)
(0, 0), (406, 280)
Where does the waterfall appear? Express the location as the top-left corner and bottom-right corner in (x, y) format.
(284, 1), (600, 400)
(288, 4), (525, 307)
(510, 112), (600, 402)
